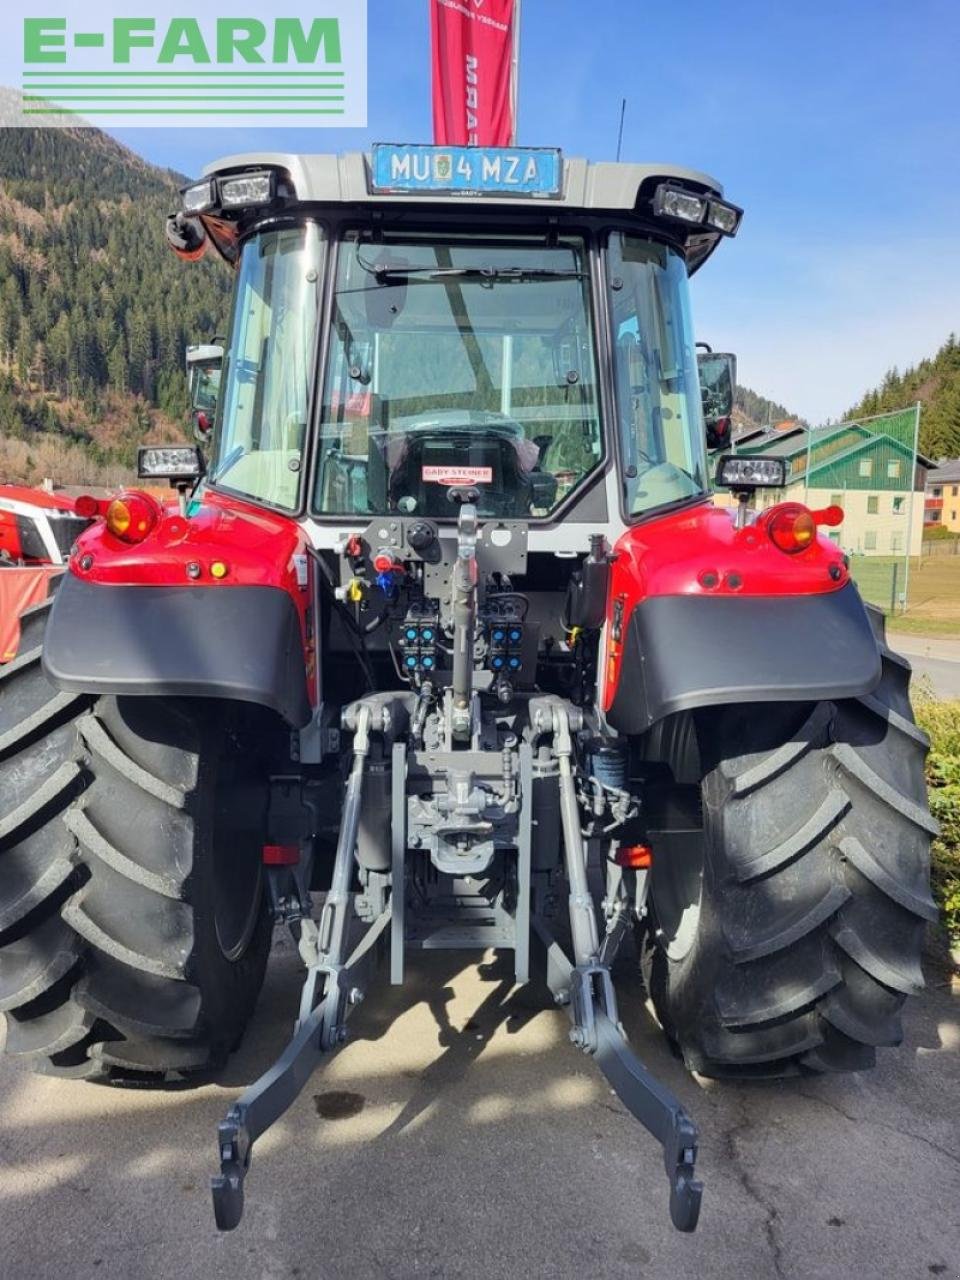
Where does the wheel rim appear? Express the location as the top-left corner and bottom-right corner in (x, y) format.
(212, 773), (265, 962)
(214, 846), (262, 961)
(650, 828), (704, 962)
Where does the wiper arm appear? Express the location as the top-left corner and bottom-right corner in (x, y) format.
(212, 443), (246, 482)
(355, 253), (584, 283)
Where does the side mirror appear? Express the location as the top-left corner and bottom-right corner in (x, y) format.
(697, 351), (737, 451)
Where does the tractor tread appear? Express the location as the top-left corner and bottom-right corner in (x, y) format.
(78, 712), (188, 809)
(62, 886), (188, 981)
(75, 954), (202, 1040)
(0, 915), (83, 1011)
(65, 806), (185, 901)
(0, 855), (77, 936)
(856, 691), (929, 747)
(716, 936), (842, 1028)
(734, 788), (849, 882)
(829, 921), (924, 995)
(799, 1027), (877, 1073)
(91, 1037), (216, 1075)
(4, 998), (92, 1059)
(0, 645), (44, 685)
(643, 639), (934, 1080)
(0, 761), (83, 844)
(876, 644), (912, 674)
(723, 702), (832, 797)
(836, 835), (938, 921)
(0, 689), (83, 760)
(700, 1012), (824, 1066)
(728, 882), (850, 962)
(832, 741), (939, 835)
(1, 606), (271, 1085)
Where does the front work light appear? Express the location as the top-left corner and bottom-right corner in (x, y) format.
(138, 445), (204, 483)
(220, 172), (275, 209)
(715, 455), (787, 490)
(653, 184), (707, 224)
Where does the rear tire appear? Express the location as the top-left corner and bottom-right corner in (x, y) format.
(640, 609), (937, 1078)
(0, 597), (272, 1083)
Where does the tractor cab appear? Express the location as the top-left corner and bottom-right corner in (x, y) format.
(168, 147), (742, 549)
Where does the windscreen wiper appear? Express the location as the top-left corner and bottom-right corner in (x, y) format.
(356, 254), (584, 283)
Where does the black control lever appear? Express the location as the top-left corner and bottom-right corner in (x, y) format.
(447, 485), (481, 507)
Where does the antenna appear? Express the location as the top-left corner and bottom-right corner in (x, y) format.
(615, 97), (627, 162)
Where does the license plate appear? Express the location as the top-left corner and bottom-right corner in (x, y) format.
(371, 144), (562, 198)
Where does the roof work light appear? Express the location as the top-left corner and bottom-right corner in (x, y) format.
(653, 184), (743, 237)
(220, 172), (275, 208)
(180, 171), (278, 217)
(182, 180), (215, 215)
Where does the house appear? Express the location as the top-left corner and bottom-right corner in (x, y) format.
(721, 414), (933, 556)
(923, 458), (960, 532)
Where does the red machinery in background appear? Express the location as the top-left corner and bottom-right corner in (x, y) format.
(0, 484), (93, 660)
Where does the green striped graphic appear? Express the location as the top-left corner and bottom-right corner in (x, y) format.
(23, 107), (346, 115)
(23, 95), (345, 102)
(22, 70), (345, 77)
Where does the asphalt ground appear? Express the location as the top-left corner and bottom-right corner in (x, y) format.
(1, 928), (958, 1280)
(892, 633), (960, 700)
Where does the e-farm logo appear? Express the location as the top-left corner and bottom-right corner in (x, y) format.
(5, 3), (366, 128)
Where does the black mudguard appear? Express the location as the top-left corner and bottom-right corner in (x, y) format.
(42, 574), (310, 727)
(605, 580), (882, 735)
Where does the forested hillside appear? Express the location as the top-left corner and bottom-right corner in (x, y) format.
(734, 384), (799, 430)
(844, 334), (960, 461)
(3, 122), (955, 488)
(0, 125), (230, 484)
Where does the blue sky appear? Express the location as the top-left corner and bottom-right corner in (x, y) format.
(109, 0), (960, 423)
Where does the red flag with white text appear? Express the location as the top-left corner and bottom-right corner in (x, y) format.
(430, 0), (517, 146)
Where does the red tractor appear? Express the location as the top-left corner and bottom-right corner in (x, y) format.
(1, 146), (935, 1234)
(0, 485), (95, 661)
(0, 483), (93, 569)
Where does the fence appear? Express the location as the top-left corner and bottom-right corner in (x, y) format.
(845, 557), (903, 614)
(921, 538), (960, 557)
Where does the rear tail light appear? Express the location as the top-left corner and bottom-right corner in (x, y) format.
(812, 504), (844, 528)
(73, 494), (102, 519)
(766, 504), (816, 554)
(105, 492), (159, 544)
(262, 844), (299, 866)
(615, 844), (653, 870)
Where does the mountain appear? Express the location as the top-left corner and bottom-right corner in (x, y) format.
(733, 384), (803, 433)
(0, 121), (230, 485)
(843, 334), (960, 462)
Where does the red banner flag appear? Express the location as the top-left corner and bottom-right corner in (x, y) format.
(431, 0), (517, 147)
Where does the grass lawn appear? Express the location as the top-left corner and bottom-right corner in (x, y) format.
(880, 554), (960, 637)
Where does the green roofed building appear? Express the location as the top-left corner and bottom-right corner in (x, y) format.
(722, 407), (932, 557)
